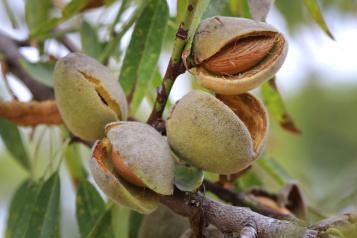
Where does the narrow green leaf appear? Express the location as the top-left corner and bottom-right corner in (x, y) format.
(257, 155), (291, 186)
(236, 170), (263, 190)
(61, 0), (88, 18)
(26, 172), (61, 238)
(32, 0), (88, 38)
(261, 78), (301, 134)
(19, 59), (55, 87)
(76, 179), (106, 237)
(3, 0), (18, 28)
(25, 0), (51, 36)
(303, 0), (334, 39)
(80, 21), (104, 60)
(0, 118), (31, 171)
(87, 207), (114, 238)
(128, 211), (144, 238)
(65, 143), (87, 186)
(5, 179), (42, 238)
(229, 0), (251, 18)
(120, 0), (169, 115)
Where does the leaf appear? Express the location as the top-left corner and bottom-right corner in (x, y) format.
(26, 172), (61, 238)
(87, 207), (114, 238)
(33, 0), (88, 38)
(120, 0), (169, 115)
(25, 0), (51, 36)
(261, 78), (301, 134)
(65, 143), (87, 187)
(128, 211), (144, 238)
(19, 59), (55, 87)
(248, 0), (274, 21)
(303, 0), (334, 39)
(0, 118), (31, 171)
(80, 21), (104, 60)
(236, 169), (263, 190)
(174, 163), (204, 192)
(76, 179), (106, 237)
(61, 0), (88, 18)
(257, 155), (291, 186)
(229, 0), (251, 18)
(5, 179), (42, 238)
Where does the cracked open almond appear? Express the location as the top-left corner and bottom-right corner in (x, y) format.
(185, 16), (288, 95)
(90, 121), (176, 213)
(54, 53), (128, 141)
(166, 90), (268, 174)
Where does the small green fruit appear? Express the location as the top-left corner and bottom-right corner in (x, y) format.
(54, 53), (128, 141)
(185, 16), (288, 95)
(166, 90), (268, 175)
(90, 121), (176, 213)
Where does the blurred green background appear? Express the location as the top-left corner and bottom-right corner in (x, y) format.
(1, 0), (357, 237)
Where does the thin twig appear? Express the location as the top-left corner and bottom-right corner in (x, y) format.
(147, 0), (201, 128)
(3, 0), (18, 29)
(0, 32), (54, 100)
(159, 190), (317, 238)
(108, 0), (129, 39)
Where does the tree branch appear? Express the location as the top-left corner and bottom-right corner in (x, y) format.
(0, 32), (54, 101)
(147, 0), (202, 129)
(203, 180), (301, 223)
(0, 100), (62, 126)
(159, 190), (318, 238)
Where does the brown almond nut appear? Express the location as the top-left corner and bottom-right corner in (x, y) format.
(111, 150), (147, 188)
(185, 16), (288, 95)
(201, 36), (276, 75)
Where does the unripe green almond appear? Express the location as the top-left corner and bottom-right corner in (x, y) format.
(90, 141), (158, 214)
(138, 205), (189, 238)
(166, 90), (268, 175)
(54, 53), (128, 141)
(105, 121), (175, 195)
(186, 16), (288, 95)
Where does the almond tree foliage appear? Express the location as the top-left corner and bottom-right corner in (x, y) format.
(0, 0), (356, 238)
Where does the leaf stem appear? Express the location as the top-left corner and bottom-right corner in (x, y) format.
(147, 0), (209, 130)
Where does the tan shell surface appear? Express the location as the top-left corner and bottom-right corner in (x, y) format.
(191, 16), (288, 95)
(90, 141), (158, 214)
(54, 53), (128, 141)
(166, 91), (256, 174)
(216, 93), (268, 153)
(106, 121), (175, 195)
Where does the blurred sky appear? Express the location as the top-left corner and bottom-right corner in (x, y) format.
(0, 0), (357, 236)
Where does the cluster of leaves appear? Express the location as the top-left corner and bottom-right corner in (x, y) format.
(0, 0), (338, 237)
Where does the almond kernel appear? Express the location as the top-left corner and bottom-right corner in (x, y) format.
(202, 36), (276, 76)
